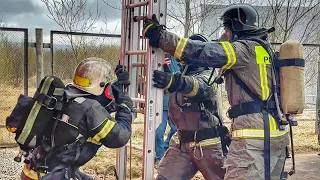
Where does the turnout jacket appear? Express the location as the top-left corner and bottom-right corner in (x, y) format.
(44, 85), (132, 169)
(157, 30), (288, 145)
(169, 68), (221, 132)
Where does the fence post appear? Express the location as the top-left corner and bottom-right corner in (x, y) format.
(36, 28), (44, 87)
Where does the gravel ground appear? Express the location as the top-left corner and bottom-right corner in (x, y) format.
(0, 147), (22, 180)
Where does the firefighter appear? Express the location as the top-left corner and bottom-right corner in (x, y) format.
(153, 34), (226, 180)
(21, 57), (133, 180)
(143, 3), (289, 180)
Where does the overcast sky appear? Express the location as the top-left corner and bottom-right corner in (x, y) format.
(0, 0), (122, 42)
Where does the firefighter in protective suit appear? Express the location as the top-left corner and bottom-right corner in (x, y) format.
(153, 34), (226, 180)
(143, 4), (289, 180)
(21, 57), (133, 180)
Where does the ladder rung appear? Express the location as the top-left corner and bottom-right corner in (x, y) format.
(127, 1), (149, 9)
(126, 50), (147, 55)
(132, 97), (145, 103)
(132, 63), (146, 67)
(125, 144), (143, 151)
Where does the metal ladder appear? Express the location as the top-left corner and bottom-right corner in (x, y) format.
(117, 0), (167, 179)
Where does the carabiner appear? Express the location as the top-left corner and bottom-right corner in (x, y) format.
(193, 143), (204, 160)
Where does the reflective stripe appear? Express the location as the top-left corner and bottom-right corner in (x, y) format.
(270, 117), (277, 131)
(255, 46), (271, 100)
(93, 120), (116, 142)
(199, 137), (221, 147)
(53, 88), (65, 96)
(232, 126), (289, 138)
(17, 77), (54, 144)
(87, 137), (102, 145)
(174, 38), (188, 60)
(164, 76), (173, 89)
(185, 77), (199, 97)
(143, 24), (153, 35)
(220, 41), (236, 74)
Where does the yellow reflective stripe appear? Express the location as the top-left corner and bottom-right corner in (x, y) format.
(164, 76), (173, 89)
(220, 42), (237, 73)
(143, 24), (153, 35)
(199, 137), (221, 147)
(184, 78), (199, 97)
(172, 135), (180, 144)
(258, 63), (269, 100)
(93, 120), (116, 142)
(174, 38), (188, 60)
(226, 42), (237, 68)
(255, 46), (271, 100)
(87, 137), (102, 145)
(270, 116), (278, 131)
(53, 88), (64, 96)
(232, 126), (289, 138)
(17, 77), (54, 144)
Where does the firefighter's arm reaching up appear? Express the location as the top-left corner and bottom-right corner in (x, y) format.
(86, 89), (133, 148)
(143, 15), (249, 70)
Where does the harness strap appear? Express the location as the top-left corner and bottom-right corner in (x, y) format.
(178, 128), (219, 143)
(275, 58), (305, 67)
(34, 91), (64, 111)
(263, 110), (271, 180)
(224, 70), (262, 102)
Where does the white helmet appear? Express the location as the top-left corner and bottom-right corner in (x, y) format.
(72, 57), (117, 96)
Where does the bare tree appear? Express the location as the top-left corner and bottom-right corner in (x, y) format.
(41, 0), (101, 32)
(40, 0), (104, 71)
(167, 0), (223, 37)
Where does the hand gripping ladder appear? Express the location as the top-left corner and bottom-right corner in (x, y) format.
(116, 0), (167, 179)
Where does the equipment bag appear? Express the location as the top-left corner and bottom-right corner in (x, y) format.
(6, 76), (66, 151)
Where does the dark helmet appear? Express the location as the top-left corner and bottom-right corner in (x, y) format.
(189, 33), (210, 42)
(184, 34), (210, 73)
(219, 4), (259, 32)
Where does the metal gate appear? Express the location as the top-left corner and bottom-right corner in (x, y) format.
(0, 27), (28, 146)
(50, 30), (121, 81)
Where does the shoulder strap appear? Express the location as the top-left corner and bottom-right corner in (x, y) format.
(224, 69), (262, 102)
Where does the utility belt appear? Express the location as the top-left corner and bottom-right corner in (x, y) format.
(178, 128), (219, 143)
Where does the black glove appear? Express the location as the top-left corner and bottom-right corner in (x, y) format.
(114, 64), (130, 89)
(143, 14), (165, 47)
(152, 70), (184, 93)
(112, 85), (133, 110)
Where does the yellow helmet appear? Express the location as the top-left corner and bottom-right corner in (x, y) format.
(72, 57), (117, 96)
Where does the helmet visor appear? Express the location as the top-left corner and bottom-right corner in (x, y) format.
(219, 5), (259, 32)
(218, 26), (232, 41)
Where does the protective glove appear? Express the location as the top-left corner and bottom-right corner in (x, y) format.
(152, 70), (184, 93)
(143, 14), (165, 47)
(112, 85), (133, 111)
(114, 64), (130, 89)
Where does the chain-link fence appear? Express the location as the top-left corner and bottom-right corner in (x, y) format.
(50, 31), (121, 83)
(0, 27), (28, 146)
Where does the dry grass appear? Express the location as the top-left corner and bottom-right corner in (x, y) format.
(0, 85), (319, 179)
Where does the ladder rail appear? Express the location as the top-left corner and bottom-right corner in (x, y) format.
(117, 0), (167, 179)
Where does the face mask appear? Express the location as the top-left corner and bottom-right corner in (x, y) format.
(95, 84), (114, 108)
